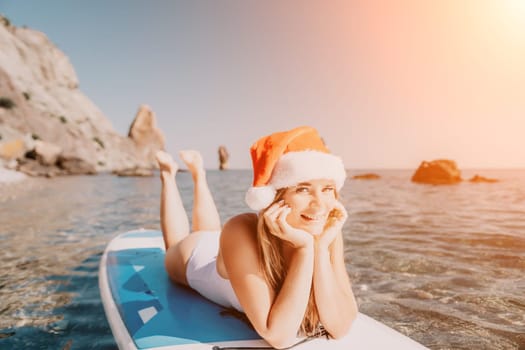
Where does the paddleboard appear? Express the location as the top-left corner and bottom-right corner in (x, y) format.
(99, 229), (428, 349)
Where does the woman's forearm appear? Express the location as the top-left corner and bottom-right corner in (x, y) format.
(313, 244), (358, 338)
(263, 246), (314, 348)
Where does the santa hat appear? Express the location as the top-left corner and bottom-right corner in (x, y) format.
(245, 126), (346, 210)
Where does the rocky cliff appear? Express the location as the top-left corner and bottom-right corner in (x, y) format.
(0, 16), (164, 176)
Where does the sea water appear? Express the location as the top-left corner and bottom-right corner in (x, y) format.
(0, 169), (524, 349)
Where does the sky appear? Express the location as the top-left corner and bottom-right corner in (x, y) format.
(2, 0), (524, 169)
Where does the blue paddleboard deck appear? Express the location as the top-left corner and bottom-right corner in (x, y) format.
(99, 229), (428, 349)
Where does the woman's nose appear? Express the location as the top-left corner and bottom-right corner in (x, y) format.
(309, 192), (324, 210)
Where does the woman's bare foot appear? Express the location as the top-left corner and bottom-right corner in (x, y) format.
(179, 150), (204, 177)
(156, 150), (178, 176)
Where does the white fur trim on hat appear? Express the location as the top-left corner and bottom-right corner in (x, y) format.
(245, 150), (346, 211)
(245, 185), (276, 211)
(270, 151), (346, 190)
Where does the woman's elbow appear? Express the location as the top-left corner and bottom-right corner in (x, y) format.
(259, 330), (298, 350)
(329, 320), (353, 340)
(329, 306), (358, 339)
(328, 323), (353, 340)
(266, 337), (298, 350)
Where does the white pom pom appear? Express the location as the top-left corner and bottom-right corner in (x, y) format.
(245, 186), (276, 211)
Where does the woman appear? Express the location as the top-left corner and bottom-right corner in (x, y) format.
(156, 126), (358, 349)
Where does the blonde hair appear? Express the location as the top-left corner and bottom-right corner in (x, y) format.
(255, 189), (323, 335)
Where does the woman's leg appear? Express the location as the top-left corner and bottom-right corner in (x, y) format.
(156, 150), (217, 287)
(156, 150), (189, 249)
(179, 150), (222, 232)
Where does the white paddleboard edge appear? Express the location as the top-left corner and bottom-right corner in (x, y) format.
(99, 235), (138, 350)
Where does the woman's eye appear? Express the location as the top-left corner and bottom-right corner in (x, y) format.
(323, 187), (335, 193)
(296, 187), (309, 193)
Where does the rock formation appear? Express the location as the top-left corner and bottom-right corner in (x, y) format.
(469, 174), (499, 183)
(0, 15), (164, 177)
(352, 173), (381, 180)
(112, 105), (165, 176)
(411, 159), (462, 185)
(112, 166), (154, 177)
(128, 105), (165, 167)
(218, 145), (229, 170)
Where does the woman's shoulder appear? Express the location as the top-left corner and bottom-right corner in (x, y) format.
(224, 213), (258, 230)
(221, 213), (258, 244)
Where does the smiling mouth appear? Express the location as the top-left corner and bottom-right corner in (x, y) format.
(300, 214), (325, 222)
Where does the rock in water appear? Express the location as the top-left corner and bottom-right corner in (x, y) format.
(411, 159), (462, 184)
(218, 145), (229, 170)
(127, 105), (165, 168)
(352, 173), (381, 180)
(56, 155), (96, 175)
(469, 174), (499, 183)
(112, 166), (154, 177)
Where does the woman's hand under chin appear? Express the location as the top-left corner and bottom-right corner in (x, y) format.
(264, 201), (314, 249)
(315, 201), (348, 249)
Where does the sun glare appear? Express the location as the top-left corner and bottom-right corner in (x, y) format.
(505, 0), (525, 15)
(480, 0), (525, 43)
(501, 0), (525, 34)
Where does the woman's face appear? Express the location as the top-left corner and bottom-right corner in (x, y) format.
(282, 179), (338, 235)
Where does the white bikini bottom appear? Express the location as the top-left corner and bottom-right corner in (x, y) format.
(185, 231), (243, 312)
